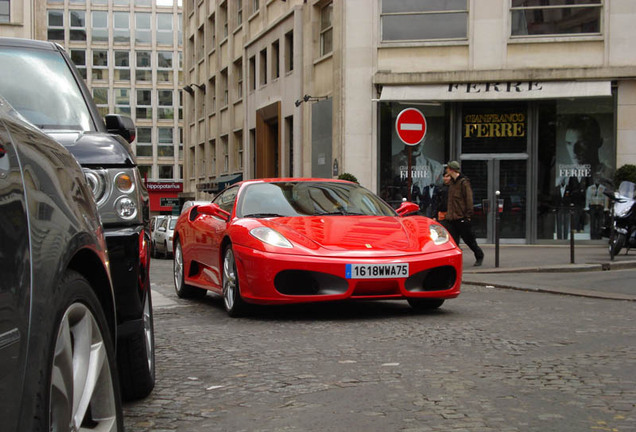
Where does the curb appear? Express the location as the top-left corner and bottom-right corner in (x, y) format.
(463, 259), (636, 275)
(463, 279), (636, 302)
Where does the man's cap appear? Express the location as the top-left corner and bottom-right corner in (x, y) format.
(447, 160), (461, 172)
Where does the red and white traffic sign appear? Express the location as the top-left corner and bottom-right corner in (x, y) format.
(395, 108), (427, 146)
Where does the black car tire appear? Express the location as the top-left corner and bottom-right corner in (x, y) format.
(26, 270), (123, 432)
(117, 289), (156, 401)
(173, 239), (207, 299)
(151, 241), (157, 258)
(223, 245), (249, 317)
(407, 298), (445, 312)
(163, 241), (169, 259)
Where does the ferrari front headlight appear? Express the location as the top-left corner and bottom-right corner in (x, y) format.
(250, 227), (293, 248)
(429, 224), (450, 246)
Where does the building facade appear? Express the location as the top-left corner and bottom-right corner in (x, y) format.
(0, 0), (44, 39)
(14, 0), (185, 215)
(129, 1), (636, 243)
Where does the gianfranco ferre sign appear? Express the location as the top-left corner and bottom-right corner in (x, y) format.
(380, 81), (611, 101)
(464, 112), (526, 138)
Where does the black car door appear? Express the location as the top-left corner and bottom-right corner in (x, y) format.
(0, 116), (30, 429)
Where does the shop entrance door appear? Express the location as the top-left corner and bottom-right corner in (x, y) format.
(461, 157), (528, 243)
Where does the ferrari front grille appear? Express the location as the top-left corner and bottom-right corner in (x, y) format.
(404, 266), (456, 292)
(274, 270), (348, 296)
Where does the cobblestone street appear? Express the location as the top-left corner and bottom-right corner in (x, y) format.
(123, 258), (636, 432)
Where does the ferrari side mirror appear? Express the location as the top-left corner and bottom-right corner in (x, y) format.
(198, 203), (231, 221)
(396, 201), (419, 216)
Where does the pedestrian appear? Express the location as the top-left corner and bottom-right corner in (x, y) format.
(445, 161), (484, 266)
(435, 172), (451, 226)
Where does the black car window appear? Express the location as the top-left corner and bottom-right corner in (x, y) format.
(0, 47), (94, 131)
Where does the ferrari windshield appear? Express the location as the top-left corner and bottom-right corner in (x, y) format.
(238, 182), (397, 218)
(0, 46), (94, 131)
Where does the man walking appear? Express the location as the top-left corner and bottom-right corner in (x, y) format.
(445, 161), (484, 266)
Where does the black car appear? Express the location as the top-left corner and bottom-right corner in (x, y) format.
(0, 37), (154, 400)
(0, 99), (124, 430)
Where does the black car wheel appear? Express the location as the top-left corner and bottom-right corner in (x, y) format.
(117, 289), (156, 401)
(29, 271), (124, 431)
(407, 298), (445, 312)
(163, 241), (169, 259)
(223, 245), (249, 317)
(173, 239), (206, 299)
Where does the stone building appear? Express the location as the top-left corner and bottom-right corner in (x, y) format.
(1, 0), (185, 215)
(183, 0), (636, 244)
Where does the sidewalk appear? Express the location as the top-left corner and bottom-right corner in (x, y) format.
(460, 244), (636, 301)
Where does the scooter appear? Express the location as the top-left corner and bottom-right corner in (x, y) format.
(605, 181), (636, 260)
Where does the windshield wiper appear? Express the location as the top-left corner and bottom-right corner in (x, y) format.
(319, 211), (367, 216)
(243, 213), (286, 218)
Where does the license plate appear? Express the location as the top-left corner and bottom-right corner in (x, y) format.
(345, 263), (409, 279)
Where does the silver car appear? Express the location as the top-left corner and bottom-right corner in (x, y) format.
(153, 215), (178, 258)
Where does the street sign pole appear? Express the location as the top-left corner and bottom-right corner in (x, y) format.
(407, 147), (412, 201)
(395, 108), (427, 203)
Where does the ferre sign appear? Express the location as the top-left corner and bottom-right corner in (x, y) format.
(379, 81), (611, 102)
(448, 81), (543, 95)
(464, 112), (526, 139)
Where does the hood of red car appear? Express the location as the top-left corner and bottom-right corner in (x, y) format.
(266, 215), (432, 254)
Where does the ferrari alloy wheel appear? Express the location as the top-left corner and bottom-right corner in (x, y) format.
(223, 245), (248, 317)
(49, 272), (123, 431)
(407, 298), (445, 312)
(173, 240), (206, 299)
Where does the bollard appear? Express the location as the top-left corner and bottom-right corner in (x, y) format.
(495, 190), (500, 268)
(569, 203), (575, 264)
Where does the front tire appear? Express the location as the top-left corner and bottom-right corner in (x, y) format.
(407, 298), (445, 312)
(223, 245), (249, 317)
(609, 231), (625, 260)
(117, 289), (156, 401)
(28, 271), (124, 431)
(173, 239), (206, 299)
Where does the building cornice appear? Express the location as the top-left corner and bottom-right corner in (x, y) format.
(373, 67), (636, 86)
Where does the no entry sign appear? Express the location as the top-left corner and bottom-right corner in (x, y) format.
(396, 108), (427, 146)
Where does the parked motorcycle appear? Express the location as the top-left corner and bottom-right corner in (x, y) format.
(605, 181), (636, 260)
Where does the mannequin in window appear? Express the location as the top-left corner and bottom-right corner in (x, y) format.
(553, 176), (577, 240)
(585, 174), (609, 240)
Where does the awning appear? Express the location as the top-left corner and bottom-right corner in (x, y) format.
(379, 80), (612, 102)
(196, 173), (243, 193)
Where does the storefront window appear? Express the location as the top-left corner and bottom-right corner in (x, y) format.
(537, 97), (615, 241)
(379, 102), (450, 215)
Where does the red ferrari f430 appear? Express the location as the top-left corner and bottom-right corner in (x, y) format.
(173, 178), (462, 316)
